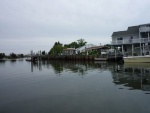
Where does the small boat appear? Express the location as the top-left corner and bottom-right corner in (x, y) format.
(26, 58), (37, 62)
(94, 52), (108, 61)
(26, 58), (32, 61)
(124, 55), (150, 63)
(18, 58), (24, 61)
(94, 49), (123, 62)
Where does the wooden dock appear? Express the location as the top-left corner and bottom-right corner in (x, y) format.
(35, 55), (95, 61)
(94, 58), (107, 61)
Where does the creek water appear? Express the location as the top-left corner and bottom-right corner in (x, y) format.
(0, 59), (150, 113)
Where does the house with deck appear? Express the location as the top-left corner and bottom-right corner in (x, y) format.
(111, 23), (150, 56)
(76, 44), (96, 54)
(76, 44), (110, 55)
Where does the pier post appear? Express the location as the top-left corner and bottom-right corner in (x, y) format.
(122, 45), (124, 56)
(132, 44), (134, 56)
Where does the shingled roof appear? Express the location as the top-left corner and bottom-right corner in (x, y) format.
(111, 25), (139, 37)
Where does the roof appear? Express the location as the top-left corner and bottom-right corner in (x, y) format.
(63, 48), (76, 51)
(76, 44), (96, 52)
(112, 25), (139, 37)
(139, 23), (150, 26)
(90, 46), (110, 49)
(84, 46), (110, 51)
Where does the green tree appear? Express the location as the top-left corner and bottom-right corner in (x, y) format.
(49, 41), (63, 55)
(42, 51), (46, 55)
(77, 38), (87, 48)
(49, 39), (87, 55)
(18, 54), (24, 58)
(64, 39), (87, 49)
(10, 53), (17, 58)
(0, 53), (5, 59)
(64, 41), (78, 49)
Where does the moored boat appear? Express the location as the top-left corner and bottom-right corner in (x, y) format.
(94, 49), (123, 62)
(26, 58), (32, 61)
(26, 57), (37, 62)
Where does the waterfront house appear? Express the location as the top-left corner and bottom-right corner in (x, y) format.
(111, 23), (150, 56)
(62, 48), (76, 55)
(86, 45), (110, 54)
(76, 44), (96, 54)
(76, 44), (110, 55)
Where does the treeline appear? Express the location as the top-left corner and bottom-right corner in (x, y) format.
(48, 38), (87, 55)
(0, 53), (5, 59)
(0, 52), (24, 59)
(8, 53), (24, 58)
(0, 38), (87, 59)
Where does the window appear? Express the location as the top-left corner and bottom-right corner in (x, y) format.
(117, 37), (123, 40)
(146, 25), (150, 27)
(129, 36), (133, 42)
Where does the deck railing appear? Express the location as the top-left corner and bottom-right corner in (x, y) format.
(111, 38), (150, 45)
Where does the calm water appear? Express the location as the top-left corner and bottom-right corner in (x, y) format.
(0, 59), (150, 113)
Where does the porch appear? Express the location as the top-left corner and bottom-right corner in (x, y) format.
(111, 38), (150, 45)
(112, 43), (150, 56)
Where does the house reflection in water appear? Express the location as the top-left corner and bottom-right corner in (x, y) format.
(111, 63), (150, 92)
(30, 60), (150, 92)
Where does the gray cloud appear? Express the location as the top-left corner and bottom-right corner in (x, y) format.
(0, 0), (150, 54)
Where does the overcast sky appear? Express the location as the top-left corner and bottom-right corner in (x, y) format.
(0, 0), (150, 54)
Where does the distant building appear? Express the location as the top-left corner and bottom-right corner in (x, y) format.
(76, 44), (96, 54)
(62, 48), (76, 55)
(111, 23), (150, 56)
(76, 44), (110, 55)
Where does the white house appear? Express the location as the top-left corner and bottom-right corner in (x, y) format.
(111, 23), (150, 56)
(76, 44), (96, 54)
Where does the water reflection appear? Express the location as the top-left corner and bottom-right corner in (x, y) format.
(0, 60), (5, 67)
(30, 60), (150, 93)
(31, 60), (110, 76)
(31, 61), (42, 72)
(8, 59), (17, 67)
(111, 63), (150, 93)
(0, 60), (5, 63)
(1, 60), (150, 113)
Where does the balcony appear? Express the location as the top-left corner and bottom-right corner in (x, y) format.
(111, 38), (150, 45)
(139, 27), (150, 32)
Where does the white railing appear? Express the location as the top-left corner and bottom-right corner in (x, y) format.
(111, 38), (150, 45)
(139, 27), (150, 32)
